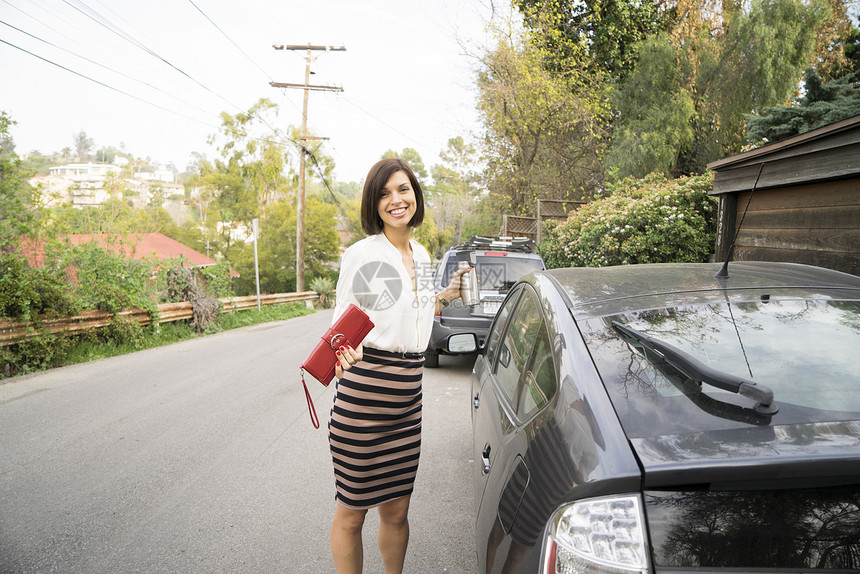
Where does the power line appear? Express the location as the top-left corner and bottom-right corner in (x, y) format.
(306, 148), (365, 239)
(186, 0), (273, 82)
(59, 0), (242, 112)
(0, 19), (215, 119)
(0, 37), (216, 128)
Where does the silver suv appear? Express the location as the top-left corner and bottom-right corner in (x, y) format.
(426, 236), (546, 367)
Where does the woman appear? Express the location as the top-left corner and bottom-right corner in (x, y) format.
(328, 158), (467, 574)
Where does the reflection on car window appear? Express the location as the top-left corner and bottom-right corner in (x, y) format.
(588, 298), (860, 436)
(519, 323), (556, 419)
(627, 300), (860, 411)
(494, 290), (542, 407)
(485, 288), (520, 365)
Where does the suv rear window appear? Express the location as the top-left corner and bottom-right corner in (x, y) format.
(441, 255), (545, 292)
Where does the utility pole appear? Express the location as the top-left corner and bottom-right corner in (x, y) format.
(271, 43), (345, 292)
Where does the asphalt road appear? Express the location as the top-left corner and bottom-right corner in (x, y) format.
(0, 309), (480, 574)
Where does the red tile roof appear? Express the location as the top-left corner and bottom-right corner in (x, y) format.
(21, 233), (217, 268)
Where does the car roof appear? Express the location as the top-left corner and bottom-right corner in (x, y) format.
(541, 262), (860, 319)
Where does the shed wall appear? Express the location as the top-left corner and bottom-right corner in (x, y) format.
(728, 178), (860, 275)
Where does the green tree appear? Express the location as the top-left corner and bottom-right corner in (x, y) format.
(607, 34), (697, 178)
(184, 158), (249, 261)
(21, 151), (58, 175)
(516, 0), (665, 80)
(231, 196), (339, 295)
(186, 99), (297, 263)
(73, 130), (93, 162)
(0, 112), (42, 252)
(430, 136), (480, 195)
(208, 98), (293, 207)
(476, 14), (608, 215)
(609, 0), (834, 178)
(148, 183), (165, 208)
(426, 137), (484, 246)
(746, 66), (860, 144)
(842, 15), (860, 72)
(382, 148), (428, 180)
(48, 197), (189, 250)
(411, 211), (452, 260)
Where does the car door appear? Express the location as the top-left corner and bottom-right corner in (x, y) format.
(472, 285), (549, 572)
(472, 286), (521, 513)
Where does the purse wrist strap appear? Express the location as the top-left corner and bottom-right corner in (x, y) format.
(300, 369), (320, 429)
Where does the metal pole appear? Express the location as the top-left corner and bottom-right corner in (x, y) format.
(252, 218), (261, 311)
(296, 46), (310, 293)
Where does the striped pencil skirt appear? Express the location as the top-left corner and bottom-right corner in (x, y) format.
(328, 348), (424, 510)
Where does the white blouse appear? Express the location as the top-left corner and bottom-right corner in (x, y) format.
(332, 233), (436, 353)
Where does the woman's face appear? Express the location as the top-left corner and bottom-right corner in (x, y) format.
(377, 170), (417, 232)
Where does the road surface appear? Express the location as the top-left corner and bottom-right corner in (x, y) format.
(0, 309), (480, 573)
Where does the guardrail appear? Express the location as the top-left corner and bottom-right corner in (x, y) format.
(0, 292), (319, 347)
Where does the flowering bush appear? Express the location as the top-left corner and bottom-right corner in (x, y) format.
(540, 173), (718, 268)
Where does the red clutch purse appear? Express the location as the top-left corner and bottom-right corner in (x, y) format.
(300, 303), (374, 428)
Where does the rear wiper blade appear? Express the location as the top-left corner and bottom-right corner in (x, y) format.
(612, 321), (778, 415)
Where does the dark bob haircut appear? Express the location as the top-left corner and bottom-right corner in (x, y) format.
(360, 157), (425, 235)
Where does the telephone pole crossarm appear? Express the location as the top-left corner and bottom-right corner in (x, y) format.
(272, 44), (346, 52)
(269, 81), (343, 92)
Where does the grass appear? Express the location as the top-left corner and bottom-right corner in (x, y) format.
(3, 303), (316, 379)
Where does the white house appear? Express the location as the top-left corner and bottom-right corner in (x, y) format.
(48, 162), (120, 178)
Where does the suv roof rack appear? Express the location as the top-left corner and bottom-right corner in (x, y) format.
(453, 235), (537, 253)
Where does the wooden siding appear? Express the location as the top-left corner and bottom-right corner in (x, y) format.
(709, 115), (860, 194)
(727, 178), (860, 275)
(711, 141), (860, 194)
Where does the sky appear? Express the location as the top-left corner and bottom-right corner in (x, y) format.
(0, 0), (505, 183)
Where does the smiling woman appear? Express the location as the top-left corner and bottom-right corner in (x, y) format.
(324, 157), (470, 574)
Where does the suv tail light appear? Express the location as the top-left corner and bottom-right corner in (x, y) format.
(543, 494), (648, 574)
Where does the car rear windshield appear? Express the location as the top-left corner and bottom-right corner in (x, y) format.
(645, 485), (860, 570)
(584, 297), (860, 437)
(441, 255), (544, 292)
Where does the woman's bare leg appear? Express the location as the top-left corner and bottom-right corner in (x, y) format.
(377, 495), (411, 574)
(331, 504), (368, 574)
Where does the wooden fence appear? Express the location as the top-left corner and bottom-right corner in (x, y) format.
(502, 200), (587, 244)
(0, 292), (319, 347)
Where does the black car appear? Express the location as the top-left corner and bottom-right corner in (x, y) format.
(426, 236), (546, 368)
(467, 262), (860, 574)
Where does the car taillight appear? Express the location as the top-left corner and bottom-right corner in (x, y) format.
(483, 251), (508, 256)
(542, 495), (648, 574)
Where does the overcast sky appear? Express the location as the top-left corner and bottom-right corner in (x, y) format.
(1, 0), (504, 182)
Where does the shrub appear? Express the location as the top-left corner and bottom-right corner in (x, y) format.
(309, 275), (335, 308)
(0, 330), (74, 377)
(0, 252), (79, 322)
(59, 243), (159, 316)
(196, 260), (234, 299)
(540, 173), (717, 268)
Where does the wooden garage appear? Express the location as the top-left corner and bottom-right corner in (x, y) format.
(708, 114), (860, 276)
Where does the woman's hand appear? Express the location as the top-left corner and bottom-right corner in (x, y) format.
(448, 265), (471, 294)
(334, 344), (363, 380)
(435, 266), (472, 314)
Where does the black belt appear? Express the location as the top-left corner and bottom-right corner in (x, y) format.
(363, 346), (424, 360)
